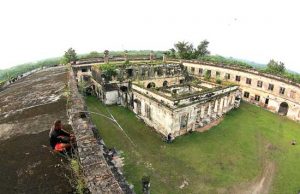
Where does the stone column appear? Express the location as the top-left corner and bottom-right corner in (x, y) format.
(201, 105), (205, 118)
(124, 50), (128, 62)
(218, 98), (224, 115)
(150, 51), (154, 62)
(207, 102), (212, 117)
(214, 99), (219, 113)
(223, 96), (228, 112)
(163, 54), (167, 63)
(104, 50), (109, 63)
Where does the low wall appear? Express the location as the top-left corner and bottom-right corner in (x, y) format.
(67, 69), (133, 194)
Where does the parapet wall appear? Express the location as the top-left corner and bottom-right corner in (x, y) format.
(67, 68), (132, 194)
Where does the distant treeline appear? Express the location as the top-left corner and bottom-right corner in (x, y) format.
(0, 50), (164, 83)
(0, 58), (60, 83)
(78, 50), (164, 59)
(1, 49), (300, 85)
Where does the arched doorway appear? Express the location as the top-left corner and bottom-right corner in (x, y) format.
(278, 102), (289, 116)
(163, 80), (168, 87)
(147, 82), (156, 88)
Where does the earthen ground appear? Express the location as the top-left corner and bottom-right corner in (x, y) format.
(0, 67), (72, 194)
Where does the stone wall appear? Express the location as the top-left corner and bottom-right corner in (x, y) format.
(182, 61), (300, 122)
(67, 69), (133, 194)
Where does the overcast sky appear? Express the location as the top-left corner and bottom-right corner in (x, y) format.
(0, 0), (299, 72)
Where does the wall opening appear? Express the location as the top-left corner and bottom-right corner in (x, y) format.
(163, 80), (168, 87)
(147, 82), (156, 88)
(278, 102), (289, 116)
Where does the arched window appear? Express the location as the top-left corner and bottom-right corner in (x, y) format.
(278, 102), (289, 116)
(163, 80), (168, 87)
(146, 82), (156, 88)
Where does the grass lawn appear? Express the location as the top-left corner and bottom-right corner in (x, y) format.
(86, 96), (300, 194)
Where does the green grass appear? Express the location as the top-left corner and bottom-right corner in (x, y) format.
(86, 96), (300, 194)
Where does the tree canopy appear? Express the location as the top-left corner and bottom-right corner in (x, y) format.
(99, 63), (117, 82)
(167, 40), (210, 60)
(265, 59), (285, 74)
(62, 48), (77, 64)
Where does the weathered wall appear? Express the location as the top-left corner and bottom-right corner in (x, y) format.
(132, 86), (240, 137)
(104, 91), (119, 105)
(182, 61), (300, 122)
(139, 76), (184, 88)
(68, 69), (132, 194)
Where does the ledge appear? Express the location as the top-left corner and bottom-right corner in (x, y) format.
(67, 69), (133, 194)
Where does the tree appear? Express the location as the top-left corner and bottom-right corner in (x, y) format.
(62, 48), (77, 64)
(169, 48), (176, 58)
(174, 41), (194, 59)
(266, 59), (285, 74)
(171, 40), (210, 60)
(195, 40), (210, 58)
(99, 64), (117, 82)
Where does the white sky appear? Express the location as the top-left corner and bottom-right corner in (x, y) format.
(0, 0), (299, 72)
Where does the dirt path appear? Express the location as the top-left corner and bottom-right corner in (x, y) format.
(226, 141), (276, 194)
(235, 160), (275, 194)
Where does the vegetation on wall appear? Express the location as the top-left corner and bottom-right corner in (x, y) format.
(98, 63), (118, 82)
(166, 40), (300, 84)
(1, 45), (300, 85)
(199, 55), (253, 69)
(79, 50), (165, 59)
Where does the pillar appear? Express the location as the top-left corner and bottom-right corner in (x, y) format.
(124, 50), (128, 62)
(214, 99), (219, 113)
(218, 98), (224, 115)
(207, 102), (212, 117)
(163, 54), (167, 63)
(104, 50), (109, 63)
(201, 105), (205, 118)
(150, 51), (154, 62)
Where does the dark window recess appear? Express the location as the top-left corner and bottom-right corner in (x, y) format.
(81, 68), (87, 72)
(236, 76), (241, 82)
(199, 68), (203, 74)
(265, 98), (269, 105)
(216, 71), (220, 77)
(257, 81), (263, 88)
(244, 91), (250, 98)
(268, 84), (274, 91)
(279, 87), (285, 95)
(246, 78), (252, 85)
(207, 70), (211, 76)
(225, 73), (230, 79)
(191, 67), (195, 73)
(255, 95), (260, 101)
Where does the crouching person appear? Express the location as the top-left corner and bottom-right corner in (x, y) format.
(166, 133), (173, 143)
(49, 120), (75, 153)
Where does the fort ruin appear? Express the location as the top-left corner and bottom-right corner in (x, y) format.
(72, 51), (300, 139)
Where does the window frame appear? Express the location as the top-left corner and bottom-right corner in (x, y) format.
(244, 91), (250, 98)
(279, 87), (285, 95)
(246, 78), (252, 85)
(254, 95), (260, 101)
(257, 81), (263, 88)
(268, 84), (274, 91)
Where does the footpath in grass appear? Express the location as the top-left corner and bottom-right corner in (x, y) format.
(86, 96), (300, 194)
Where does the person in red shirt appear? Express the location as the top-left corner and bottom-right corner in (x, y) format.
(49, 120), (75, 152)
